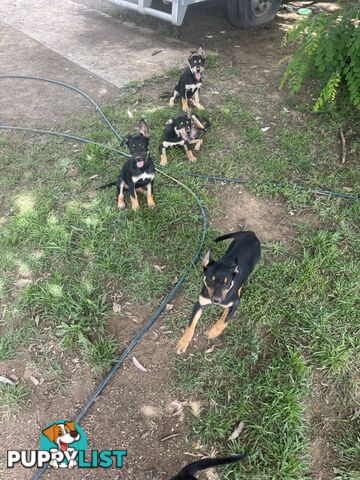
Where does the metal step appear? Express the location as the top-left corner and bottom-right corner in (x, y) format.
(108, 0), (207, 26)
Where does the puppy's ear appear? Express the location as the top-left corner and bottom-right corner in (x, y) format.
(198, 46), (206, 59)
(65, 421), (76, 432)
(202, 249), (213, 268)
(42, 424), (59, 443)
(139, 119), (149, 138)
(165, 118), (174, 125)
(120, 135), (130, 146)
(188, 50), (196, 61)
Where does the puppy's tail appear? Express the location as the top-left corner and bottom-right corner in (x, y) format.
(160, 91), (172, 99)
(215, 230), (256, 243)
(96, 181), (117, 190)
(179, 454), (245, 477)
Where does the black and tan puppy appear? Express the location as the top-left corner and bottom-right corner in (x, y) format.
(170, 455), (245, 480)
(97, 119), (155, 211)
(160, 113), (208, 166)
(176, 231), (261, 354)
(169, 47), (206, 113)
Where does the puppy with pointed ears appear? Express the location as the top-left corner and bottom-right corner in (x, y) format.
(176, 231), (261, 354)
(169, 47), (206, 113)
(97, 119), (156, 211)
(170, 454), (245, 479)
(41, 421), (80, 469)
(160, 113), (208, 166)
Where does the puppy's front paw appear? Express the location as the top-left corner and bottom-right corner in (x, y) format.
(187, 152), (197, 162)
(194, 140), (203, 152)
(147, 198), (156, 209)
(169, 98), (175, 107)
(160, 154), (168, 167)
(207, 322), (227, 339)
(117, 202), (126, 210)
(196, 103), (204, 111)
(176, 337), (190, 354)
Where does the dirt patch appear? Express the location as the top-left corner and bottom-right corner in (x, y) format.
(0, 2), (342, 479)
(210, 184), (316, 245)
(0, 314), (194, 480)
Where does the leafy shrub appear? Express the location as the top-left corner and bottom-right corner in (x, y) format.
(281, 6), (360, 111)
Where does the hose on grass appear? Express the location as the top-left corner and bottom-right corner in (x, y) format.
(0, 74), (357, 479)
(181, 172), (359, 201)
(0, 76), (207, 479)
(0, 125), (358, 201)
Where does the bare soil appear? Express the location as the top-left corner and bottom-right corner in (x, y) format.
(0, 2), (341, 479)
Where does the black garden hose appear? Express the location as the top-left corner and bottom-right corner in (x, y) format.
(0, 76), (207, 479)
(181, 172), (359, 201)
(0, 75), (125, 145)
(0, 74), (357, 479)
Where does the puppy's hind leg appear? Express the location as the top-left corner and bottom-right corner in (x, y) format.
(169, 90), (179, 107)
(117, 180), (126, 210)
(146, 181), (156, 209)
(189, 138), (203, 152)
(160, 144), (169, 167)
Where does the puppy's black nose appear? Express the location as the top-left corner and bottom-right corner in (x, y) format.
(212, 297), (221, 305)
(70, 431), (79, 439)
(197, 67), (200, 72)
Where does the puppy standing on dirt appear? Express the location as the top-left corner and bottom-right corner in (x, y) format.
(169, 47), (206, 113)
(97, 119), (155, 211)
(160, 113), (208, 166)
(176, 231), (261, 354)
(170, 454), (245, 479)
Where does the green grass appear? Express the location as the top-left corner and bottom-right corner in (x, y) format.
(175, 207), (359, 477)
(0, 63), (359, 478)
(0, 383), (28, 414)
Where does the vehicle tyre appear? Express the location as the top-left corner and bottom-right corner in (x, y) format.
(227, 0), (282, 28)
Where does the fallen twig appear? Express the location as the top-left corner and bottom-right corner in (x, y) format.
(161, 433), (181, 442)
(340, 128), (346, 163)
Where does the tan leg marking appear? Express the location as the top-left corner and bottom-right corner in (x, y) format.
(238, 286), (243, 298)
(136, 187), (147, 195)
(182, 98), (190, 113)
(190, 139), (203, 151)
(117, 194), (125, 210)
(176, 308), (203, 354)
(193, 91), (204, 110)
(184, 145), (197, 162)
(208, 308), (230, 339)
(160, 150), (168, 167)
(146, 183), (156, 209)
(130, 195), (140, 211)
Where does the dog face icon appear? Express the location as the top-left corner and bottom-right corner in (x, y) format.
(42, 421), (80, 469)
